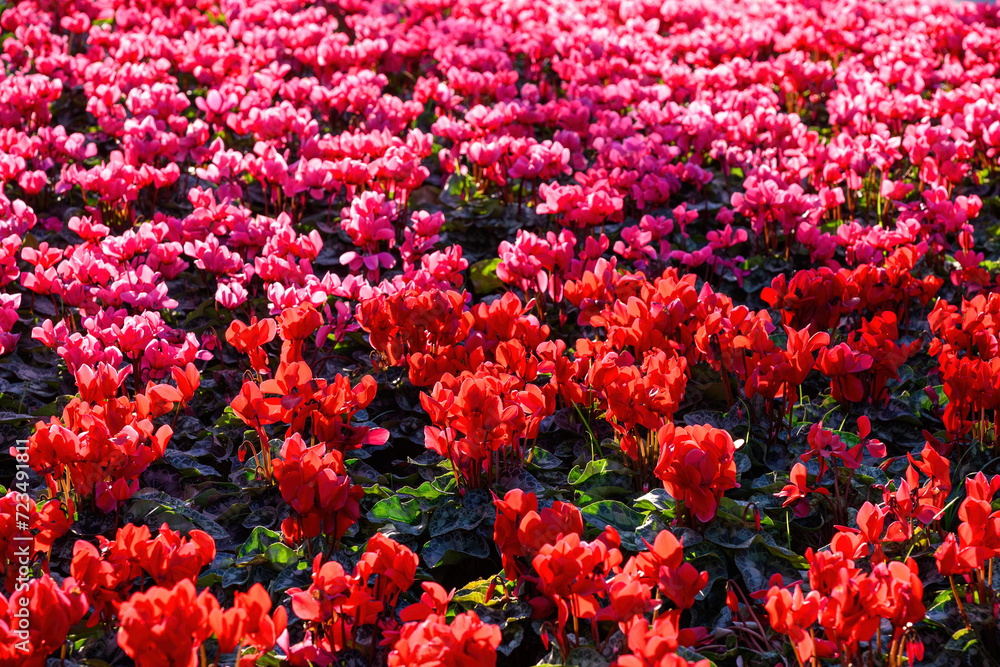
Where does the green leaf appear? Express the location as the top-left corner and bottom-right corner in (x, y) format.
(369, 496), (422, 525)
(580, 500), (644, 538)
(238, 526), (283, 559)
(569, 459), (632, 503)
(498, 623), (524, 656)
(128, 490), (230, 545)
(397, 481), (448, 501)
(634, 514), (671, 549)
(469, 258), (504, 295)
(452, 578), (497, 606)
(422, 530), (491, 568)
(222, 566), (251, 588)
(215, 502), (251, 526)
(428, 490), (493, 537)
(703, 523), (757, 550)
(758, 539), (809, 569)
(243, 506), (278, 530)
(186, 482), (240, 506)
(564, 647), (610, 667)
(829, 430), (861, 448)
(527, 446), (563, 470)
(715, 496), (775, 528)
(163, 452), (219, 477)
(734, 549), (768, 594)
(927, 588), (956, 613)
(688, 551), (728, 600)
(497, 470), (546, 495)
(198, 568), (224, 588)
(734, 543), (800, 594)
(271, 561), (311, 594)
(853, 465), (888, 487)
(944, 627), (978, 654)
(264, 542), (298, 568)
(634, 488), (675, 512)
(568, 459), (616, 486)
(575, 485), (631, 505)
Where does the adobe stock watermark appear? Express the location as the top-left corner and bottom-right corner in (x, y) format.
(9, 439), (32, 654)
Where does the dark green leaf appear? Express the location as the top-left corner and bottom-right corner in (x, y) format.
(580, 500), (644, 537)
(428, 490), (493, 537)
(163, 452), (219, 477)
(422, 530), (491, 568)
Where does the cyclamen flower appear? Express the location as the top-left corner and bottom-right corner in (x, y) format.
(613, 225), (657, 268)
(615, 615), (711, 667)
(388, 612), (502, 667)
(0, 575), (88, 667)
(117, 580), (217, 667)
(0, 493), (72, 592)
(776, 462), (830, 517)
(627, 530), (708, 610)
(816, 343), (873, 403)
(531, 531), (622, 639)
(272, 434), (363, 543)
(402, 209), (445, 270)
(654, 423), (739, 523)
(496, 229), (575, 302)
(215, 279), (248, 309)
(209, 583), (287, 660)
(339, 190), (397, 275)
(71, 522), (215, 625)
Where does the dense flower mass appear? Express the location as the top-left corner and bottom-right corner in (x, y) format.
(654, 424), (739, 524)
(2, 0), (1000, 665)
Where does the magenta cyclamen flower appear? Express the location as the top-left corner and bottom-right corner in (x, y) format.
(339, 191), (397, 275)
(497, 229), (575, 302)
(402, 210), (445, 271)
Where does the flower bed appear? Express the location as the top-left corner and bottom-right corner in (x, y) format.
(2, 0), (1000, 665)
